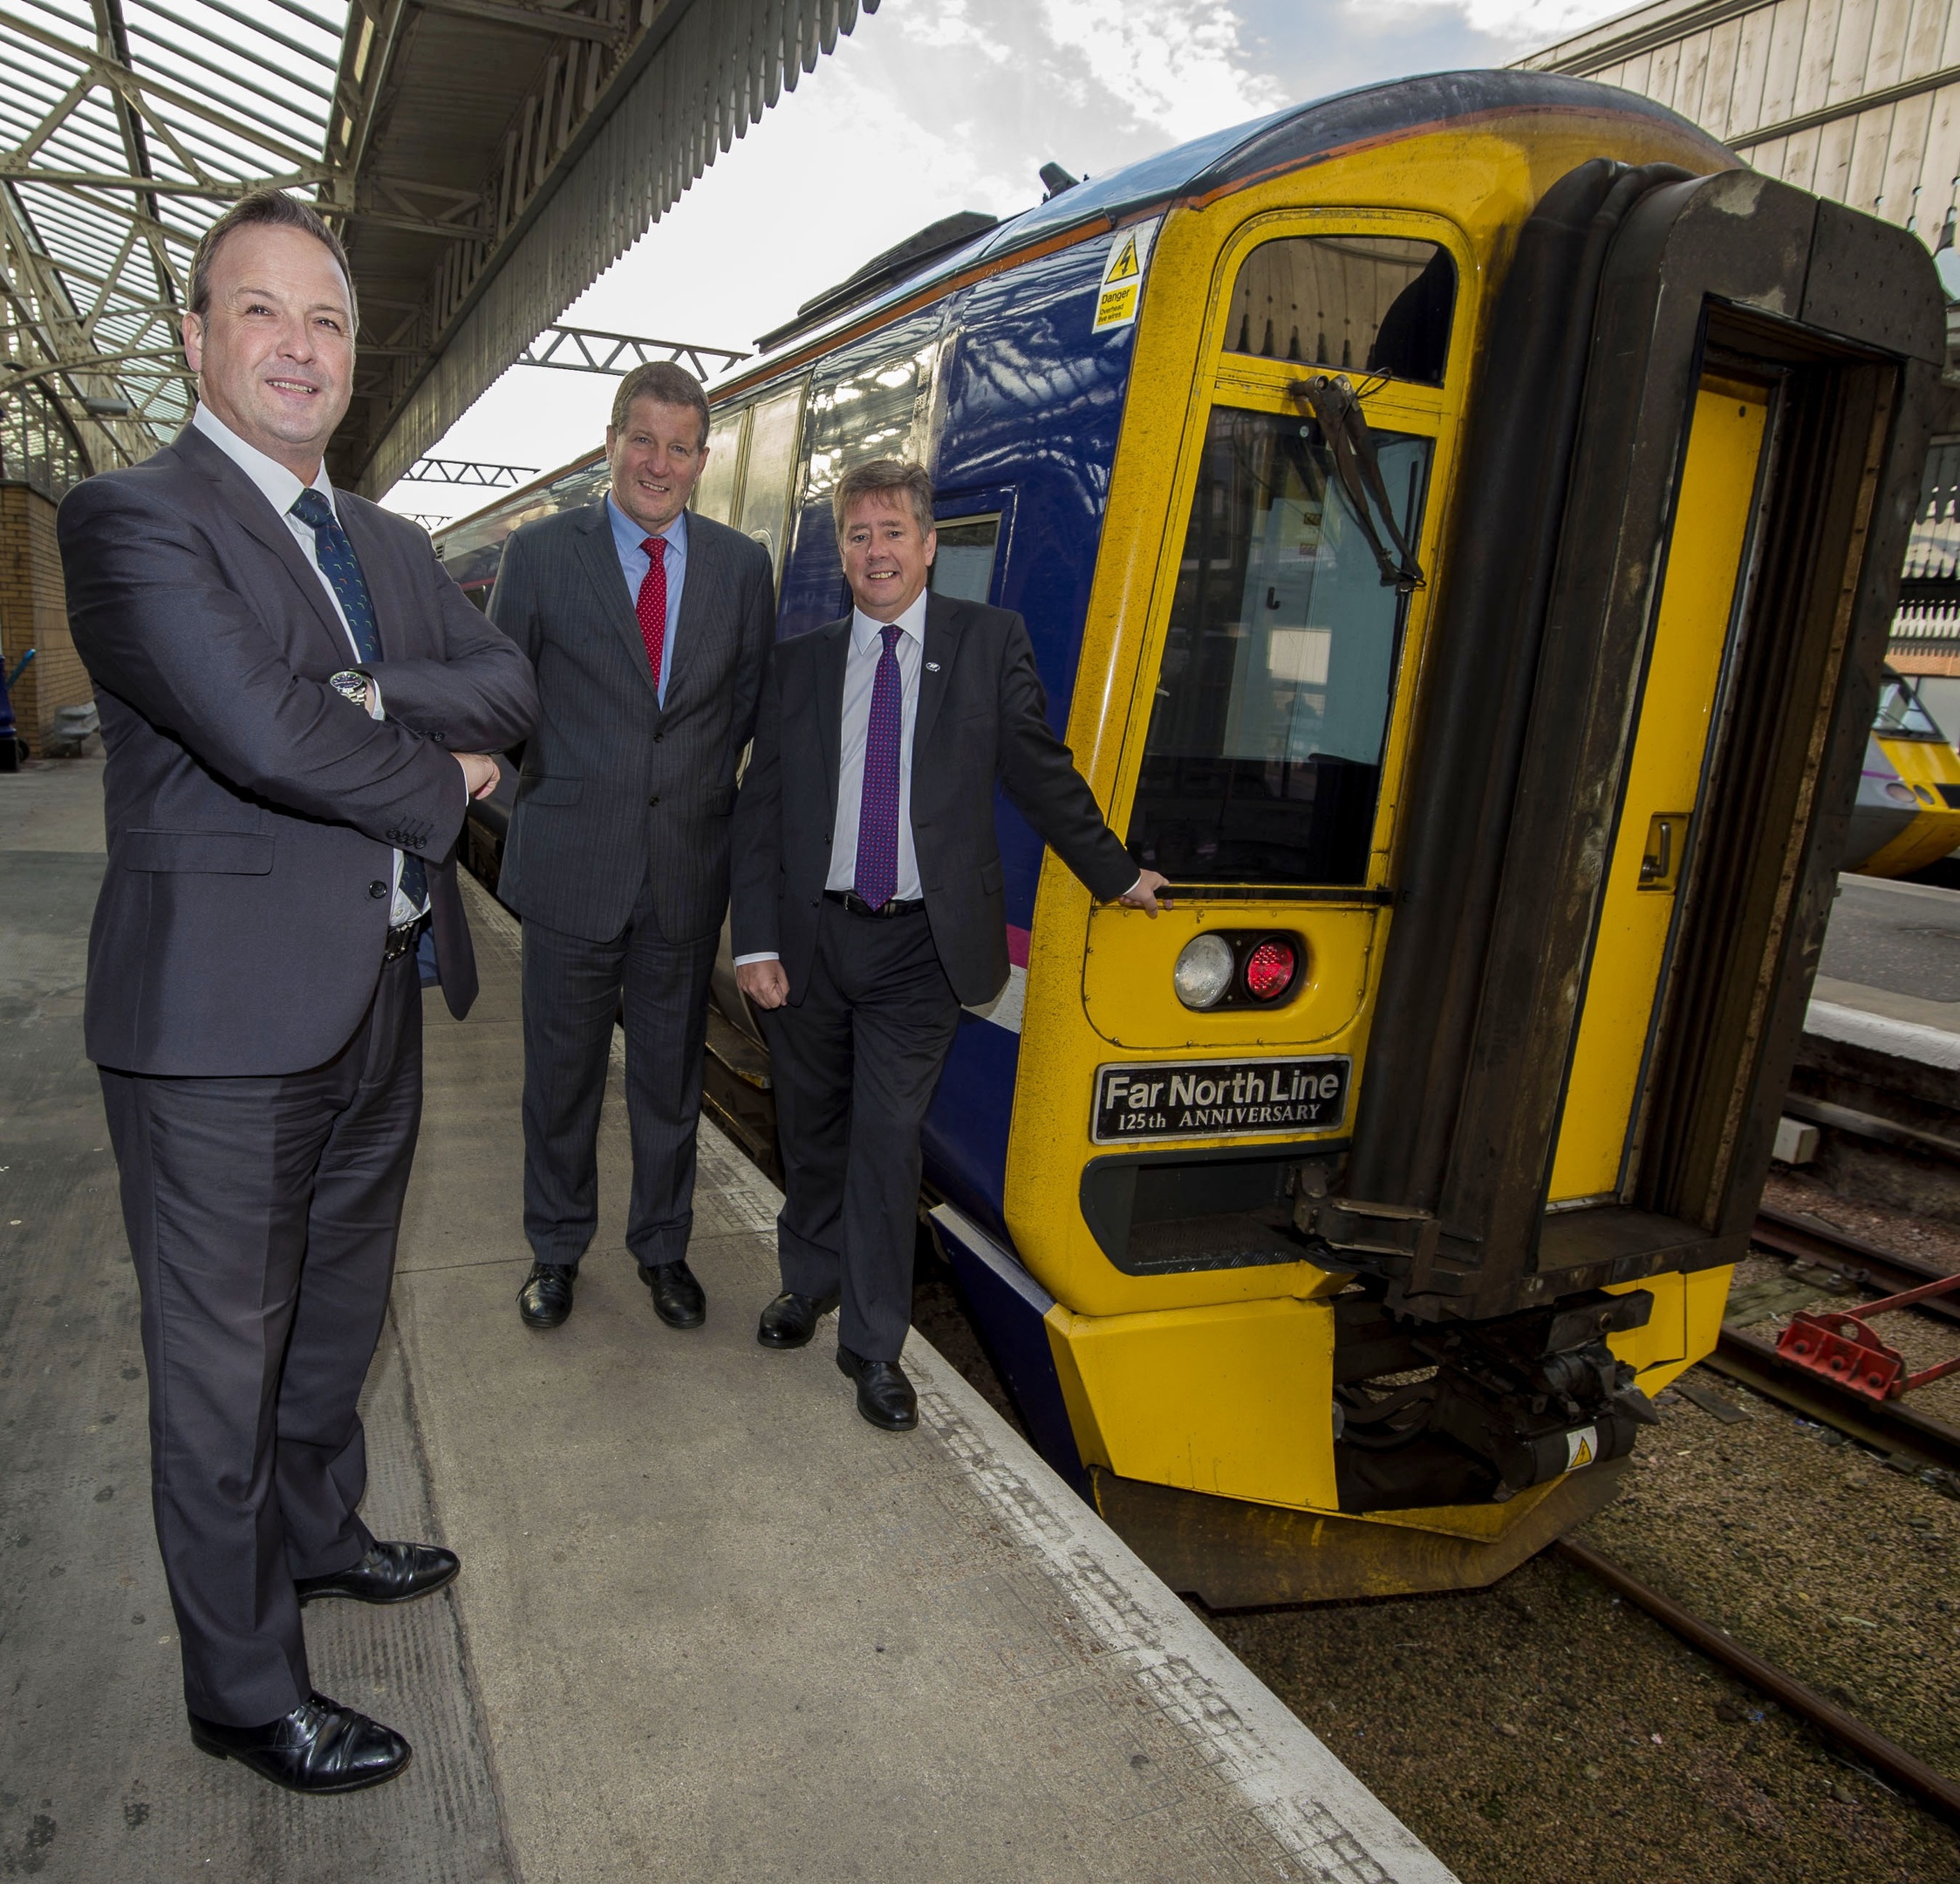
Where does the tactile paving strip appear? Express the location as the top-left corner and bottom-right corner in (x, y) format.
(0, 852), (511, 1884)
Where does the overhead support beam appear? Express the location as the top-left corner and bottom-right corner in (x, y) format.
(516, 324), (746, 379)
(400, 457), (538, 486)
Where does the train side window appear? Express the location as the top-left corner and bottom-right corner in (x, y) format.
(1127, 404), (1431, 886)
(737, 383), (806, 571)
(927, 514), (999, 603)
(802, 317), (942, 510)
(693, 406), (748, 524)
(1226, 236), (1454, 386)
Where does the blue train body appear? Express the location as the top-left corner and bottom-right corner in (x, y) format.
(768, 230), (1144, 1247)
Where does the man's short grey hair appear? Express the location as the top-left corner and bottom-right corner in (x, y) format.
(610, 360), (710, 449)
(833, 459), (934, 536)
(188, 189), (356, 327)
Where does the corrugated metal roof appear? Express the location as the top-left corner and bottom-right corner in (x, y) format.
(0, 0), (876, 496)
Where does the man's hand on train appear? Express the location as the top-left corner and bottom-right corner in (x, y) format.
(738, 959), (790, 1010)
(1117, 869), (1173, 916)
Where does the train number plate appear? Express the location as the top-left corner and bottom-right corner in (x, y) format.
(1091, 1055), (1350, 1144)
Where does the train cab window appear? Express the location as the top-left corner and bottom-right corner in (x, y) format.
(1127, 405), (1430, 886)
(1875, 670), (1945, 740)
(1226, 236), (1454, 386)
(737, 383), (805, 570)
(927, 514), (999, 603)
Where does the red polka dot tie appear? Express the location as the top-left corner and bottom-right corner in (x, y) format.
(636, 536), (667, 697)
(854, 625), (903, 910)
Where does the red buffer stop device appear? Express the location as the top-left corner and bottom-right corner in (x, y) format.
(1776, 1273), (1960, 1403)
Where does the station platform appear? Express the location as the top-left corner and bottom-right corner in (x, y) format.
(1814, 871), (1960, 1049)
(0, 755), (1451, 1884)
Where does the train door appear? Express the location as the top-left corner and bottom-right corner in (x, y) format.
(1547, 374), (1772, 1205)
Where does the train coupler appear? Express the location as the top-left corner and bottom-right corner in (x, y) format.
(1417, 1290), (1660, 1501)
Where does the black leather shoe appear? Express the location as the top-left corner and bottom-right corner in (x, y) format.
(641, 1258), (706, 1328)
(837, 1345), (919, 1431)
(189, 1692), (410, 1794)
(296, 1540), (460, 1608)
(757, 1289), (838, 1350)
(517, 1262), (575, 1328)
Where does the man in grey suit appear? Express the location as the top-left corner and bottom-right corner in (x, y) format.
(733, 460), (1169, 1430)
(58, 190), (536, 1792)
(490, 362), (775, 1333)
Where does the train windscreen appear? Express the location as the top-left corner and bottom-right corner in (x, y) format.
(1126, 404), (1428, 886)
(1226, 236), (1454, 386)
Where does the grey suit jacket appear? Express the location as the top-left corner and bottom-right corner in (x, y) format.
(488, 500), (775, 945)
(58, 421), (538, 1076)
(731, 592), (1137, 1007)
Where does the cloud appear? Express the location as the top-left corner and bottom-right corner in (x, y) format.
(383, 0), (1605, 518)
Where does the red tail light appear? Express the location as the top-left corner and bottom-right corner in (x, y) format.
(1243, 939), (1297, 1000)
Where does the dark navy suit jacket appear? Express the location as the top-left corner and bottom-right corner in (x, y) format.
(58, 421), (537, 1076)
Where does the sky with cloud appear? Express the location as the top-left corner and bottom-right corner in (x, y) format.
(385, 0), (1636, 523)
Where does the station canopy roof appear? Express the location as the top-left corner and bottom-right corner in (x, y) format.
(0, 0), (877, 499)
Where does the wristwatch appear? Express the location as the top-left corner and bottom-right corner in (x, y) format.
(329, 669), (369, 706)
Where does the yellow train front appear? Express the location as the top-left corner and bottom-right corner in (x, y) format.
(1846, 667), (1960, 877)
(443, 72), (1943, 1604)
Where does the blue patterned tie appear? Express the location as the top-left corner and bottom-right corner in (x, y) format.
(290, 487), (426, 911)
(854, 625), (903, 910)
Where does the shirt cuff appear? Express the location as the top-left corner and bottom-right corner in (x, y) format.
(365, 674), (384, 720)
(1122, 874), (1142, 898)
(733, 952), (781, 966)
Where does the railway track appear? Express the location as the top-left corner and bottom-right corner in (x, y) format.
(1548, 1206), (1960, 1830)
(1695, 1207), (1960, 1479)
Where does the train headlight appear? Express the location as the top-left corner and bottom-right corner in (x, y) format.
(1173, 933), (1235, 1009)
(1243, 937), (1300, 1001)
(1884, 782), (1917, 804)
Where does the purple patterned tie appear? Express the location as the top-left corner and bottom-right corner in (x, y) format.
(853, 624), (903, 910)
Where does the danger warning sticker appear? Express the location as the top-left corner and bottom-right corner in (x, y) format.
(1092, 218), (1158, 333)
(1565, 1426), (1598, 1471)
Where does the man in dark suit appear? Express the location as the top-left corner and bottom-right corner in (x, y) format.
(489, 363), (775, 1334)
(58, 190), (536, 1792)
(732, 460), (1170, 1430)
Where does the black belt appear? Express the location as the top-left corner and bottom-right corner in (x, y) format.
(384, 911), (431, 962)
(824, 888), (925, 919)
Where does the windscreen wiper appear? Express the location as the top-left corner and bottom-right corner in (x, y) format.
(1292, 373), (1425, 596)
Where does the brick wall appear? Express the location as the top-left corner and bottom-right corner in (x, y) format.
(0, 482), (83, 748)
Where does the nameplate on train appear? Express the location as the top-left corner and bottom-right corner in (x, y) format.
(1091, 1056), (1350, 1143)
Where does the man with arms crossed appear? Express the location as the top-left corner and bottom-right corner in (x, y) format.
(732, 460), (1169, 1430)
(490, 364), (775, 1333)
(59, 191), (536, 1792)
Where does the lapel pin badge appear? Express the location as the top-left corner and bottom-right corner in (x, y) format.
(925, 660), (941, 672)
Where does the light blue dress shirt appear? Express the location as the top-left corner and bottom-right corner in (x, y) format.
(606, 493), (688, 706)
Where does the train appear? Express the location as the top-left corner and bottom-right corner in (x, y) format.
(1844, 668), (1960, 877)
(435, 69), (1942, 1605)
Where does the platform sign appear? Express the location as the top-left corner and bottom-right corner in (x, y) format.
(1092, 218), (1158, 333)
(1091, 1055), (1349, 1143)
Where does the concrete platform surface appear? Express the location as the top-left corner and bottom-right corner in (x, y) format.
(1815, 871), (1960, 1039)
(0, 755), (1451, 1884)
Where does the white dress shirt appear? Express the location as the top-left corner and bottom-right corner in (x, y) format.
(733, 590), (926, 968)
(190, 401), (432, 925)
